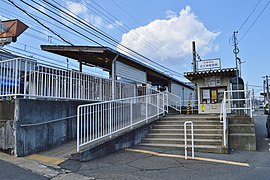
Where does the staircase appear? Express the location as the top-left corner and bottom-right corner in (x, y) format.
(139, 114), (228, 154)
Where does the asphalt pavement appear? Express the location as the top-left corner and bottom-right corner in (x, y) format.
(60, 111), (270, 180)
(0, 159), (48, 180)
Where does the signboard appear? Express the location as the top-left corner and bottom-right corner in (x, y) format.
(197, 58), (221, 70)
(205, 77), (221, 87)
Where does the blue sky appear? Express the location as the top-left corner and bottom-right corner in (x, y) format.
(0, 0), (269, 97)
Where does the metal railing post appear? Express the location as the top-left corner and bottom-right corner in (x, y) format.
(166, 92), (169, 113)
(109, 102), (112, 137)
(77, 106), (80, 152)
(157, 93), (160, 116)
(130, 100), (133, 128)
(14, 59), (18, 96)
(223, 91), (227, 146)
(250, 96), (253, 118)
(146, 95), (148, 119)
(184, 121), (194, 160)
(163, 92), (165, 115)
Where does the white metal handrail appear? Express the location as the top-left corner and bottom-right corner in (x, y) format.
(167, 91), (181, 113)
(219, 90), (253, 147)
(77, 92), (166, 151)
(225, 90), (253, 118)
(220, 96), (227, 146)
(184, 121), (194, 160)
(0, 58), (136, 101)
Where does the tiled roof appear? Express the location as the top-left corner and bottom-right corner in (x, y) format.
(184, 68), (237, 81)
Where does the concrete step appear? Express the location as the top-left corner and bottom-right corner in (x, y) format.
(138, 143), (228, 154)
(141, 138), (222, 146)
(145, 133), (223, 139)
(161, 116), (220, 121)
(150, 129), (223, 134)
(229, 124), (255, 134)
(156, 120), (221, 125)
(153, 124), (223, 129)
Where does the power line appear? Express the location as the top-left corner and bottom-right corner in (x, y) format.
(111, 0), (142, 26)
(238, 0), (262, 31)
(239, 0), (270, 43)
(7, 0), (73, 46)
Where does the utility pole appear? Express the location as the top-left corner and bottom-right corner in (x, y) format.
(233, 31), (240, 109)
(262, 76), (269, 105)
(192, 41), (197, 104)
(266, 76), (269, 104)
(263, 80), (266, 104)
(192, 41), (196, 72)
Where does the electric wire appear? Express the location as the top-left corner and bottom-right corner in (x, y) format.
(7, 0), (73, 46)
(238, 0), (262, 31)
(239, 0), (270, 43)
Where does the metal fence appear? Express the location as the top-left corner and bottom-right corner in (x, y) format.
(77, 92), (166, 151)
(0, 58), (136, 101)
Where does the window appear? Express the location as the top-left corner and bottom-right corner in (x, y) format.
(201, 87), (226, 104)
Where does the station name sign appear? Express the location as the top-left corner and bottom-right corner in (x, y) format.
(197, 58), (221, 70)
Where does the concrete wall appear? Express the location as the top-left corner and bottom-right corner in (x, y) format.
(14, 99), (91, 156)
(0, 100), (15, 153)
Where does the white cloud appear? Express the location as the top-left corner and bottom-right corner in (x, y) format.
(165, 10), (177, 19)
(63, 1), (105, 28)
(66, 1), (88, 16)
(118, 6), (220, 72)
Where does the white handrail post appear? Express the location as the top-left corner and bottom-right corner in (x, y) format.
(250, 95), (253, 118)
(163, 92), (165, 115)
(130, 100), (133, 128)
(146, 95), (148, 119)
(14, 59), (18, 96)
(77, 106), (80, 152)
(157, 93), (160, 116)
(180, 96), (182, 114)
(222, 91), (227, 147)
(184, 121), (194, 160)
(166, 91), (169, 113)
(109, 102), (112, 138)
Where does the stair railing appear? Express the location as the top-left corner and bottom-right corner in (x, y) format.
(184, 121), (194, 159)
(166, 91), (182, 113)
(220, 93), (227, 147)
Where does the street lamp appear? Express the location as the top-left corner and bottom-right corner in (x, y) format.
(237, 57), (246, 77)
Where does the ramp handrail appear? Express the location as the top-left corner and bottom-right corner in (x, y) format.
(166, 91), (181, 113)
(184, 121), (194, 159)
(77, 92), (166, 151)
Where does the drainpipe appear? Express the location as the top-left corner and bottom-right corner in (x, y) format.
(111, 54), (118, 100)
